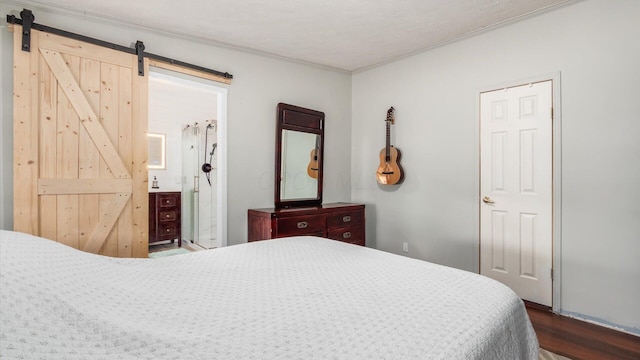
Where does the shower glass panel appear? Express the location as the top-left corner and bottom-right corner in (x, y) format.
(181, 121), (218, 249)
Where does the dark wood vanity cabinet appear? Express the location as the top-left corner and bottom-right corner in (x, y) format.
(149, 192), (182, 247)
(248, 203), (365, 246)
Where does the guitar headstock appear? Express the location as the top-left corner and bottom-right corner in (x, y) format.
(386, 106), (395, 124)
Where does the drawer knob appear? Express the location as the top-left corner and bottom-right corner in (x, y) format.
(297, 221), (308, 229)
(342, 215), (351, 223)
(166, 214), (171, 218)
(343, 231), (351, 239)
(166, 229), (171, 232)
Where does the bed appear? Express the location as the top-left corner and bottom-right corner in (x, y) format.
(0, 230), (538, 359)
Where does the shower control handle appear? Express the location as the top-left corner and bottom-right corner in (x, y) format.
(202, 163), (212, 173)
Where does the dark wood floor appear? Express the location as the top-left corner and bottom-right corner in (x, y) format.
(526, 304), (640, 360)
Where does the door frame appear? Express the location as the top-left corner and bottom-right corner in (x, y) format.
(0, 23), (6, 230)
(477, 72), (562, 312)
(148, 68), (228, 248)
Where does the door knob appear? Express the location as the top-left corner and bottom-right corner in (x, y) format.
(482, 196), (495, 204)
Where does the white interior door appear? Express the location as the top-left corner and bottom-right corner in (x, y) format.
(480, 81), (553, 306)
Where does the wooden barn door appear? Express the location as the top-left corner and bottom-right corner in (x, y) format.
(13, 25), (149, 257)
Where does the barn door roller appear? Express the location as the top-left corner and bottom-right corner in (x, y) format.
(18, 9), (34, 52)
(135, 41), (145, 76)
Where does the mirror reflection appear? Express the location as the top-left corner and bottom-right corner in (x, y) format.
(281, 130), (320, 200)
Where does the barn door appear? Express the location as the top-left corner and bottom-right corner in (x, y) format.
(12, 25), (149, 257)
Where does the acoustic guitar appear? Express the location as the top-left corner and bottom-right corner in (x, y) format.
(307, 136), (320, 179)
(376, 106), (404, 185)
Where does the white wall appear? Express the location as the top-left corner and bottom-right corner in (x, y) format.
(352, 0), (640, 332)
(0, 2), (353, 245)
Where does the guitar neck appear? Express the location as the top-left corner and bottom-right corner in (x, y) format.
(385, 120), (391, 160)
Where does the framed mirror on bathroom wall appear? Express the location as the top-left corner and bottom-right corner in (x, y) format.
(148, 133), (166, 170)
(275, 103), (324, 208)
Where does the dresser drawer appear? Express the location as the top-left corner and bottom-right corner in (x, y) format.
(159, 210), (177, 222)
(277, 215), (326, 236)
(158, 195), (178, 208)
(327, 210), (364, 229)
(158, 224), (179, 240)
(327, 226), (365, 245)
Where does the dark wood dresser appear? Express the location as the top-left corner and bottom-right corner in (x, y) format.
(248, 203), (365, 246)
(149, 191), (182, 247)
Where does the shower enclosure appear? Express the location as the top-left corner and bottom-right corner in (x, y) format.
(182, 120), (218, 249)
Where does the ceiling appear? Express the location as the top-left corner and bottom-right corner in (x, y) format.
(23, 0), (575, 72)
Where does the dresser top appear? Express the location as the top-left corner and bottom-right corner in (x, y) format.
(149, 190), (181, 194)
(249, 202), (364, 215)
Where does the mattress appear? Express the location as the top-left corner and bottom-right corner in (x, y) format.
(0, 230), (538, 359)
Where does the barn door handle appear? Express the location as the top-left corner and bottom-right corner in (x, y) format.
(482, 196), (495, 204)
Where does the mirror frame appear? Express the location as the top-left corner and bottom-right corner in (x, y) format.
(275, 103), (324, 208)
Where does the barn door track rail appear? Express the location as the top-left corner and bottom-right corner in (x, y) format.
(7, 8), (233, 80)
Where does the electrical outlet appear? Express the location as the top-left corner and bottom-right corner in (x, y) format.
(402, 242), (409, 253)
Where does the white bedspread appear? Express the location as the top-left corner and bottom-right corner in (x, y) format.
(0, 230), (538, 359)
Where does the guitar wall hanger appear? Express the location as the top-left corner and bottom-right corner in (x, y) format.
(376, 106), (404, 185)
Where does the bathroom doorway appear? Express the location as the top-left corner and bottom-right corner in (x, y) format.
(148, 70), (228, 249)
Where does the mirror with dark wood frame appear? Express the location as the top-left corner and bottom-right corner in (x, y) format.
(275, 103), (324, 208)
